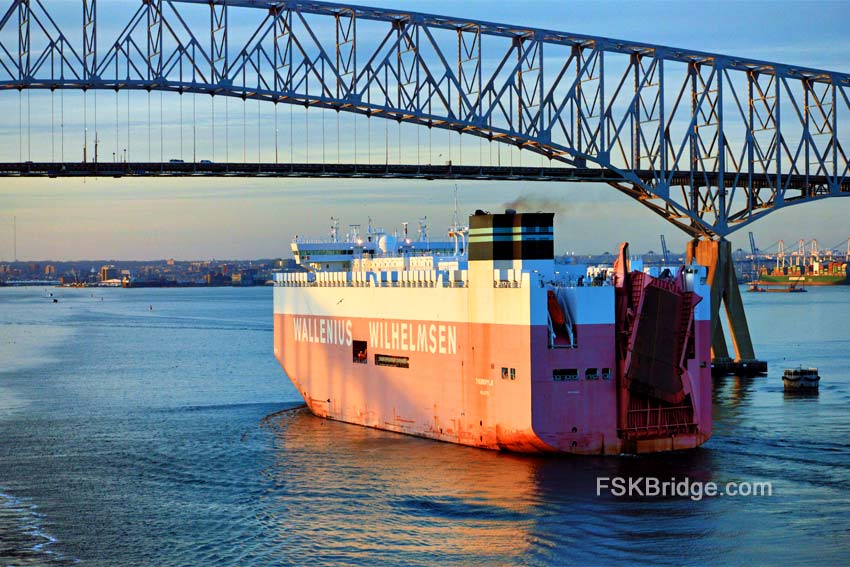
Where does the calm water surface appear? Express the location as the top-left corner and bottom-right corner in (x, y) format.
(1, 286), (848, 566)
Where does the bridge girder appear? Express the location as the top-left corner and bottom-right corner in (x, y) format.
(0, 0), (849, 238)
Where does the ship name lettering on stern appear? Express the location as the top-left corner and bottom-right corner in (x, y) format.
(369, 321), (457, 355)
(293, 317), (352, 346)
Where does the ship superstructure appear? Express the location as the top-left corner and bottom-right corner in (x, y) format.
(291, 216), (465, 273)
(274, 210), (712, 454)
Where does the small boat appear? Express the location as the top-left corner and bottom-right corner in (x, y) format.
(783, 367), (820, 391)
(750, 282), (808, 293)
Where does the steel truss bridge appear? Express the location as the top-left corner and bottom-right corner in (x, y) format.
(1, 0), (849, 239)
(4, 0), (848, 368)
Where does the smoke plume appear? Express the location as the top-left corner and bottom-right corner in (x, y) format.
(501, 194), (567, 213)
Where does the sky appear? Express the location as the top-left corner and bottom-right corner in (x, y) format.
(1, 0), (850, 261)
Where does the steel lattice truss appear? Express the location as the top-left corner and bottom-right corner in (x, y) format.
(1, 0), (849, 237)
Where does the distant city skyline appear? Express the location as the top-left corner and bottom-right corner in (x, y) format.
(2, 0), (849, 261)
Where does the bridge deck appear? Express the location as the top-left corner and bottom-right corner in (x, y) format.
(1, 162), (847, 190)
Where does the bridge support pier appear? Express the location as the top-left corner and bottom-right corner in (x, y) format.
(686, 238), (767, 376)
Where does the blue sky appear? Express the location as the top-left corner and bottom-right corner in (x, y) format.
(1, 0), (849, 260)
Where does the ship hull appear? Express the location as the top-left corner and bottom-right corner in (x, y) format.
(758, 274), (848, 285)
(273, 278), (713, 455)
(275, 211), (712, 455)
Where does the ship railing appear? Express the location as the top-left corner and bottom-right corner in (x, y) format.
(547, 276), (581, 288)
(274, 272), (315, 287)
(273, 269), (468, 288)
(493, 270), (591, 289)
(493, 269), (532, 288)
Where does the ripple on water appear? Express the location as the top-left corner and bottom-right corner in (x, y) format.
(0, 491), (77, 566)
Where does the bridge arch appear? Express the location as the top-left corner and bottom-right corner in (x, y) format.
(1, 0), (849, 238)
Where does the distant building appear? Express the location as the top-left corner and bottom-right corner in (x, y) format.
(274, 258), (300, 272)
(100, 265), (119, 282)
(45, 265), (56, 275)
(232, 267), (260, 286)
(167, 258), (175, 266)
(274, 258), (299, 270)
(205, 271), (230, 286)
(231, 272), (254, 286)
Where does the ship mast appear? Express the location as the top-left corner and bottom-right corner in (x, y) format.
(330, 217), (339, 243)
(452, 185), (459, 233)
(417, 217), (427, 242)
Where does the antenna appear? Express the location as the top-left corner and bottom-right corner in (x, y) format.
(12, 215), (16, 262)
(452, 184), (459, 230)
(329, 217), (339, 243)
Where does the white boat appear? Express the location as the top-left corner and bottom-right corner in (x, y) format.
(783, 367), (820, 391)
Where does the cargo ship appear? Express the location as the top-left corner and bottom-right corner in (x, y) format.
(758, 261), (848, 285)
(273, 210), (712, 454)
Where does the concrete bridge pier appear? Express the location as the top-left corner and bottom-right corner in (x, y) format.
(686, 238), (768, 376)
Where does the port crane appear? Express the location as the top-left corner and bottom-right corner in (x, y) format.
(659, 235), (670, 264)
(748, 232), (759, 257)
(776, 240), (786, 269)
(747, 232), (761, 280)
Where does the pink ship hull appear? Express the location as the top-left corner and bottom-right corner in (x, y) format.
(274, 313), (712, 455)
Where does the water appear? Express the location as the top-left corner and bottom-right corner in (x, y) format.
(1, 286), (848, 566)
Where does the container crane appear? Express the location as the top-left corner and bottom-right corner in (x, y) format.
(748, 232), (759, 257)
(748, 232), (760, 280)
(659, 234), (670, 264)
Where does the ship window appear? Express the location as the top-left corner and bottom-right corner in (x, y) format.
(585, 368), (599, 380)
(553, 369), (579, 381)
(375, 354), (409, 368)
(601, 368), (611, 380)
(501, 367), (509, 380)
(352, 340), (368, 364)
(510, 368), (516, 380)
